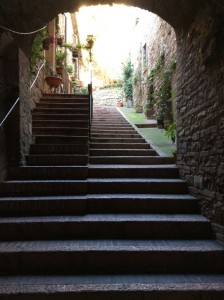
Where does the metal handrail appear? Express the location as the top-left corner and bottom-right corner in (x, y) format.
(0, 61), (45, 127)
(88, 83), (93, 127)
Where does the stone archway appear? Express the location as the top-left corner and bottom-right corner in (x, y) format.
(0, 0), (223, 225)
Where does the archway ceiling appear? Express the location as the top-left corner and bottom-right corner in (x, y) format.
(0, 0), (201, 33)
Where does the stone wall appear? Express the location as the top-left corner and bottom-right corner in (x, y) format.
(93, 87), (123, 106)
(19, 50), (33, 164)
(131, 13), (176, 108)
(176, 3), (224, 226)
(0, 54), (7, 180)
(0, 32), (15, 180)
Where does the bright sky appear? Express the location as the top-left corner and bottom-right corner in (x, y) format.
(76, 4), (147, 83)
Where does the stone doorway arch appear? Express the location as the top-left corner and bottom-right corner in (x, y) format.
(0, 0), (223, 225)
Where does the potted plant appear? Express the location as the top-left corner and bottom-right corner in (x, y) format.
(41, 28), (53, 50)
(45, 75), (62, 88)
(56, 35), (64, 46)
(66, 64), (74, 76)
(45, 62), (62, 89)
(117, 100), (123, 107)
(56, 50), (67, 75)
(134, 102), (143, 113)
(72, 49), (79, 58)
(144, 102), (154, 119)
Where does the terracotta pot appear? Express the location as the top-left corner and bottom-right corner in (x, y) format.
(72, 50), (79, 58)
(56, 67), (64, 75)
(57, 37), (64, 46)
(117, 102), (123, 107)
(45, 76), (62, 88)
(42, 37), (51, 50)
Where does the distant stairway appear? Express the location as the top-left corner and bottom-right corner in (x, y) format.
(0, 104), (223, 299)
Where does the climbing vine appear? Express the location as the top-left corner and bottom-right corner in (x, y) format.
(145, 55), (164, 113)
(122, 58), (133, 101)
(145, 56), (176, 133)
(30, 28), (49, 75)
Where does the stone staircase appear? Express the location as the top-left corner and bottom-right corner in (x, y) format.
(0, 100), (223, 299)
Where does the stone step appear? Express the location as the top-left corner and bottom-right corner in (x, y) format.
(85, 194), (199, 214)
(92, 121), (129, 125)
(91, 125), (133, 129)
(0, 194), (199, 216)
(30, 144), (89, 154)
(88, 178), (188, 194)
(33, 108), (89, 114)
(0, 180), (87, 197)
(89, 149), (157, 156)
(88, 164), (179, 178)
(90, 138), (146, 144)
(91, 129), (137, 134)
(32, 114), (89, 121)
(33, 120), (89, 128)
(34, 135), (88, 145)
(40, 97), (89, 104)
(1, 178), (187, 197)
(92, 119), (128, 123)
(0, 215), (212, 240)
(90, 133), (142, 138)
(26, 154), (88, 166)
(32, 127), (89, 136)
(36, 102), (89, 108)
(42, 93), (89, 99)
(90, 142), (150, 149)
(0, 240), (222, 275)
(89, 156), (174, 165)
(0, 274), (223, 299)
(9, 166), (88, 180)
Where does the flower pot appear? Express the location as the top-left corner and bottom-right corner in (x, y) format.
(42, 37), (51, 50)
(135, 105), (143, 113)
(144, 108), (154, 119)
(126, 100), (133, 108)
(76, 80), (83, 87)
(57, 37), (64, 46)
(56, 67), (64, 75)
(72, 50), (79, 58)
(45, 76), (62, 88)
(157, 119), (164, 129)
(117, 102), (123, 107)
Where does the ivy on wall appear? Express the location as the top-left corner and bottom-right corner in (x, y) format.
(122, 58), (133, 101)
(30, 28), (49, 75)
(145, 56), (176, 130)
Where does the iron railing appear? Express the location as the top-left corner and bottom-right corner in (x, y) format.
(88, 83), (93, 127)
